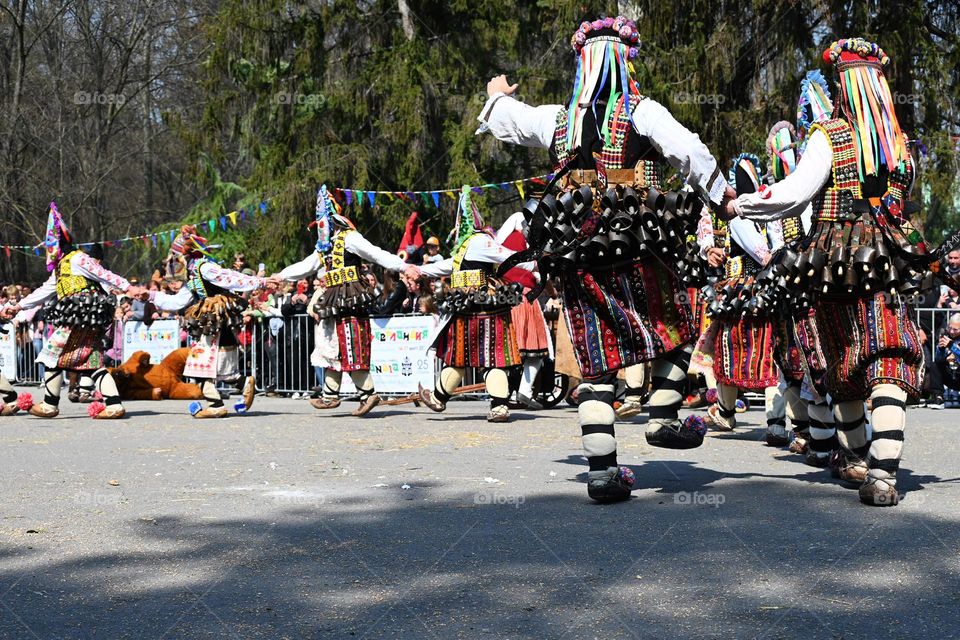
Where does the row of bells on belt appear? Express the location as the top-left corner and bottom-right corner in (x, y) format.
(439, 282), (523, 314)
(703, 279), (788, 319)
(761, 242), (933, 300)
(45, 293), (115, 327)
(314, 290), (377, 319)
(529, 185), (705, 276)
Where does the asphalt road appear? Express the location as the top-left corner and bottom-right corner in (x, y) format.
(1, 390), (959, 639)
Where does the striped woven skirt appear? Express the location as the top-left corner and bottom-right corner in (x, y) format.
(815, 293), (923, 401)
(335, 316), (372, 372)
(775, 317), (807, 383)
(38, 325), (106, 371)
(561, 257), (695, 379)
(436, 310), (520, 368)
(713, 316), (779, 390)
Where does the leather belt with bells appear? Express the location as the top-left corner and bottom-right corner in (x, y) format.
(451, 269), (485, 290)
(560, 167), (646, 189)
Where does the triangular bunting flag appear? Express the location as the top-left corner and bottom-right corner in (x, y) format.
(219, 216), (227, 230)
(367, 191), (375, 207)
(432, 192), (440, 207)
(516, 181), (524, 200)
(228, 211), (238, 226)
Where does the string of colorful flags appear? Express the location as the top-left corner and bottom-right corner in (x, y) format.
(1, 173), (552, 258)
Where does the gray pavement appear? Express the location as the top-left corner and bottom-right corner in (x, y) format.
(1, 389), (959, 639)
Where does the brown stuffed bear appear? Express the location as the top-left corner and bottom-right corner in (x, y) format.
(110, 348), (204, 400)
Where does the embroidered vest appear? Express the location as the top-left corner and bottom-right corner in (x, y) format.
(322, 230), (362, 288)
(55, 251), (94, 298)
(551, 94), (665, 190)
(811, 118), (914, 224)
(450, 236), (489, 290)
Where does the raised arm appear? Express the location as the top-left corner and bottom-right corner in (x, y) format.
(731, 129), (832, 222)
(199, 262), (267, 293)
(418, 257), (454, 279)
(73, 253), (131, 293)
(278, 252), (322, 281)
(16, 272), (57, 310)
(151, 286), (196, 312)
(728, 217), (773, 266)
(344, 232), (408, 272)
(632, 98), (729, 206)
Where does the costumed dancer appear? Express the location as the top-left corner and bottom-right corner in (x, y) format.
(704, 155), (784, 431)
(276, 186), (419, 416)
(495, 210), (553, 410)
(149, 225), (274, 418)
(0, 314), (30, 414)
(418, 187), (534, 422)
(476, 16), (731, 502)
(4, 203), (140, 419)
(726, 39), (960, 506)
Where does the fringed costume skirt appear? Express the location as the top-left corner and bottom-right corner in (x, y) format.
(335, 316), (372, 372)
(436, 310), (520, 369)
(560, 257), (695, 379)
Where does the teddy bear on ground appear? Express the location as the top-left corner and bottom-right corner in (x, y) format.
(110, 348), (203, 400)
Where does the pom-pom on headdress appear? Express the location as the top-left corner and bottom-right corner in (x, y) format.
(565, 16), (642, 154)
(766, 121), (799, 182)
(796, 69), (833, 140)
(728, 153), (763, 196)
(170, 225), (211, 258)
(822, 38), (907, 179)
(44, 202), (71, 272)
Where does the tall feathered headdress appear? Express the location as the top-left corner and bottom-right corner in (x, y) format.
(453, 186), (484, 253)
(823, 38), (908, 179)
(312, 184), (353, 255)
(44, 201), (71, 272)
(796, 69), (833, 141)
(565, 16), (642, 153)
(766, 121), (799, 182)
(170, 225), (211, 258)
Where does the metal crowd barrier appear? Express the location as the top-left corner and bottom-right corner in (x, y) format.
(10, 308), (960, 393)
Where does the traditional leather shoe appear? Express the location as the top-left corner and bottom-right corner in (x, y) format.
(829, 450), (868, 483)
(242, 376), (256, 410)
(789, 430), (810, 454)
(805, 450), (831, 467)
(417, 384), (446, 412)
(516, 393), (543, 411)
(0, 403), (18, 416)
(615, 398), (643, 419)
(67, 390), (81, 403)
(92, 406), (126, 420)
(78, 392), (94, 404)
(193, 407), (228, 419)
(765, 431), (790, 447)
(587, 466), (634, 503)
(645, 416), (706, 449)
(707, 405), (736, 431)
(486, 405), (510, 423)
(309, 397), (341, 410)
(859, 471), (899, 506)
(29, 403), (59, 418)
(352, 394), (381, 417)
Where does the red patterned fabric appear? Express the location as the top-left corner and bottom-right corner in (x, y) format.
(561, 258), (695, 378)
(436, 311), (520, 368)
(335, 316), (371, 372)
(511, 298), (549, 356)
(775, 318), (807, 383)
(713, 316), (779, 390)
(815, 294), (923, 400)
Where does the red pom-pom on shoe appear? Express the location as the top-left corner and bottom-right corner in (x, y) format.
(16, 393), (34, 411)
(93, 391), (104, 401)
(87, 401), (106, 417)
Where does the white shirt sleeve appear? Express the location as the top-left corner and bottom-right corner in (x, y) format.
(631, 98), (728, 205)
(278, 252), (322, 281)
(152, 287), (197, 312)
(495, 211), (526, 245)
(733, 129), (832, 222)
(729, 217), (773, 265)
(73, 253), (131, 293)
(17, 273), (57, 310)
(476, 93), (564, 149)
(199, 262), (266, 292)
(344, 232), (408, 272)
(419, 257), (454, 278)
(464, 235), (536, 271)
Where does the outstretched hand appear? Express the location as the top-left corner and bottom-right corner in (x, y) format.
(404, 265), (422, 281)
(717, 186), (738, 221)
(0, 305), (19, 320)
(264, 275), (282, 290)
(487, 74), (518, 98)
